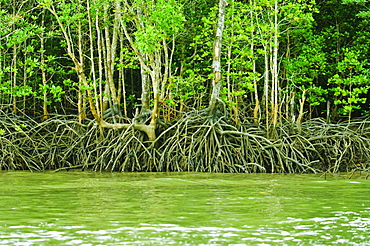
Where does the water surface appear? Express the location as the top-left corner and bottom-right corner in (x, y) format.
(0, 171), (369, 245)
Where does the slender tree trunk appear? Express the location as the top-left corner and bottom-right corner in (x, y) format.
(140, 56), (151, 114)
(87, 0), (101, 120)
(22, 43), (27, 112)
(40, 18), (49, 120)
(150, 53), (161, 126)
(77, 10), (86, 123)
(209, 0), (227, 116)
(95, 6), (104, 115)
(118, 0), (158, 140)
(297, 89), (307, 130)
(263, 45), (269, 129)
(44, 4), (101, 124)
(252, 50), (260, 124)
(271, 0), (279, 127)
(250, 1), (260, 124)
(164, 35), (176, 122)
(135, 5), (151, 116)
(161, 38), (168, 102)
(104, 3), (120, 115)
(12, 44), (17, 113)
(118, 34), (127, 116)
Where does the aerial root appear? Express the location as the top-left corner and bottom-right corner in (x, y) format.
(1, 107), (370, 174)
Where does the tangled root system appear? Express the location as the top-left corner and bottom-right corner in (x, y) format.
(1, 107), (369, 174)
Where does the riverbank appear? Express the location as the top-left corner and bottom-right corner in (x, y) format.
(1, 109), (370, 173)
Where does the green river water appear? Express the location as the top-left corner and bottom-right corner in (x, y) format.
(0, 171), (369, 245)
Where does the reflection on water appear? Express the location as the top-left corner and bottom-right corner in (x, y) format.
(0, 172), (369, 245)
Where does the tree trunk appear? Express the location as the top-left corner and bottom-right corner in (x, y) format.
(209, 0), (227, 116)
(250, 0), (260, 124)
(263, 45), (269, 130)
(271, 0), (279, 127)
(87, 0), (100, 119)
(44, 4), (101, 124)
(77, 11), (86, 123)
(40, 10), (49, 120)
(104, 2), (120, 117)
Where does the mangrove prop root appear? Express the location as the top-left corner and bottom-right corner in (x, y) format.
(1, 107), (370, 174)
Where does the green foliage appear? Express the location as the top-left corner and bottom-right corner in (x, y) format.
(0, 80), (34, 97)
(284, 30), (329, 108)
(170, 70), (207, 102)
(116, 48), (140, 70)
(134, 25), (162, 53)
(38, 84), (65, 104)
(342, 0), (369, 21)
(134, 0), (185, 53)
(328, 50), (370, 116)
(307, 86), (328, 106)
